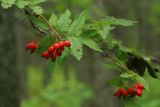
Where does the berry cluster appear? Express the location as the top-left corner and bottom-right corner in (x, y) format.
(113, 83), (144, 98)
(26, 40), (71, 61)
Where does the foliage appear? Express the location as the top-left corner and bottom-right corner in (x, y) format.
(22, 66), (92, 107)
(0, 1), (160, 107)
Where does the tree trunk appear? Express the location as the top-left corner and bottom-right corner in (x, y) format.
(0, 8), (20, 107)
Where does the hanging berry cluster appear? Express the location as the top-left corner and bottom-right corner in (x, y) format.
(26, 40), (71, 61)
(113, 83), (144, 98)
(41, 40), (71, 61)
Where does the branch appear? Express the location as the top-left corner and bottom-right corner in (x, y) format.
(24, 8), (47, 35)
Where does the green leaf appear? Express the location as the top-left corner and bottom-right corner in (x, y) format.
(30, 0), (46, 5)
(35, 36), (54, 53)
(87, 17), (136, 30)
(68, 10), (88, 36)
(49, 13), (58, 27)
(98, 26), (114, 39)
(30, 5), (43, 14)
(57, 9), (72, 32)
(30, 16), (48, 30)
(103, 16), (137, 27)
(1, 0), (16, 8)
(106, 37), (121, 49)
(120, 70), (136, 78)
(109, 78), (123, 87)
(67, 37), (83, 60)
(135, 74), (149, 91)
(119, 45), (134, 53)
(15, 0), (30, 8)
(80, 37), (103, 52)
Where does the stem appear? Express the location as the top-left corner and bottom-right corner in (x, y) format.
(38, 14), (54, 37)
(39, 15), (63, 40)
(24, 8), (62, 40)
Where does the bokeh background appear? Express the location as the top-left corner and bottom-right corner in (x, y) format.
(0, 0), (160, 107)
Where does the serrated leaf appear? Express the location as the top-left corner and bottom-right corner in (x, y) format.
(87, 17), (136, 30)
(103, 16), (137, 27)
(98, 26), (114, 39)
(120, 70), (136, 78)
(57, 9), (72, 32)
(68, 10), (88, 36)
(30, 5), (43, 14)
(35, 36), (54, 53)
(67, 37), (83, 60)
(80, 37), (103, 52)
(49, 13), (58, 27)
(1, 0), (16, 8)
(15, 0), (30, 9)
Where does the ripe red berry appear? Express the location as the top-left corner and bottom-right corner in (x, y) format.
(48, 46), (55, 53)
(59, 41), (65, 48)
(117, 88), (124, 94)
(113, 91), (119, 97)
(64, 40), (71, 47)
(136, 89), (142, 96)
(135, 83), (144, 90)
(41, 51), (50, 59)
(127, 87), (134, 94)
(122, 90), (128, 97)
(26, 41), (38, 53)
(56, 49), (63, 56)
(52, 51), (57, 61)
(53, 42), (60, 49)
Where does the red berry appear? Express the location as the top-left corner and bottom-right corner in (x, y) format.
(52, 51), (57, 61)
(135, 83), (144, 90)
(113, 91), (119, 97)
(64, 40), (71, 47)
(136, 89), (142, 96)
(53, 42), (60, 49)
(48, 46), (55, 53)
(26, 41), (38, 53)
(117, 88), (124, 94)
(59, 41), (65, 48)
(122, 90), (128, 97)
(56, 49), (63, 56)
(127, 87), (137, 97)
(130, 91), (137, 97)
(127, 87), (134, 94)
(41, 51), (50, 59)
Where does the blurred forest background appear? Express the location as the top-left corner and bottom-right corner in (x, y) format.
(0, 0), (160, 107)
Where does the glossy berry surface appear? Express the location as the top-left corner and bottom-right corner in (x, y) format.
(59, 41), (65, 48)
(53, 43), (60, 49)
(41, 51), (50, 59)
(113, 83), (144, 98)
(64, 40), (71, 47)
(48, 46), (55, 53)
(26, 41), (38, 53)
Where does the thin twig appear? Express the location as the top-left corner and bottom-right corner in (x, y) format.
(24, 8), (63, 40)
